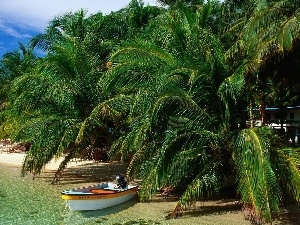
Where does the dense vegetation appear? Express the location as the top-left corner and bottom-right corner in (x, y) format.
(1, 0), (300, 224)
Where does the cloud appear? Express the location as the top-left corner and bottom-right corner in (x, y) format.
(0, 0), (160, 56)
(0, 20), (21, 38)
(0, 0), (159, 32)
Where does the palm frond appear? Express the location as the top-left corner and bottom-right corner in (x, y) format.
(233, 127), (281, 223)
(169, 157), (223, 217)
(278, 8), (300, 50)
(270, 147), (300, 203)
(17, 116), (82, 176)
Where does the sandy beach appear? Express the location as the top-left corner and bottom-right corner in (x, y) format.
(0, 152), (251, 225)
(0, 152), (128, 189)
(0, 140), (128, 187)
(0, 140), (96, 170)
(0, 141), (299, 225)
(0, 151), (97, 171)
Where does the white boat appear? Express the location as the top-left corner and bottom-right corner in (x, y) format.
(61, 182), (138, 211)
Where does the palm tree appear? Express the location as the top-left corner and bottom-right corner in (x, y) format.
(1, 1), (299, 224)
(225, 0), (300, 126)
(219, 0), (300, 222)
(0, 43), (38, 137)
(1, 10), (111, 177)
(100, 2), (300, 224)
(3, 5), (164, 179)
(233, 127), (300, 224)
(0, 43), (37, 79)
(101, 0), (231, 217)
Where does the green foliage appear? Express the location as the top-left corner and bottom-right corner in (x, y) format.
(156, 0), (204, 7)
(102, 2), (230, 217)
(103, 2), (300, 224)
(18, 116), (82, 175)
(270, 147), (300, 203)
(233, 127), (281, 223)
(1, 1), (300, 224)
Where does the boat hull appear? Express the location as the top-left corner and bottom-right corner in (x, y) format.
(62, 183), (138, 211)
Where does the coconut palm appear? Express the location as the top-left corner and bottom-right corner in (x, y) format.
(224, 0), (300, 125)
(5, 36), (99, 176)
(233, 127), (300, 224)
(219, 0), (300, 222)
(0, 43), (38, 137)
(101, 0), (231, 217)
(0, 43), (37, 78)
(99, 2), (300, 224)
(1, 10), (112, 177)
(1, 1), (299, 224)
(3, 4), (164, 178)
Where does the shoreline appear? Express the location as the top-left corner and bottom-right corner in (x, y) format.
(0, 147), (299, 224)
(0, 150), (128, 188)
(0, 151), (97, 170)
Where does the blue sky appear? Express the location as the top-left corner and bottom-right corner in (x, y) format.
(0, 0), (159, 57)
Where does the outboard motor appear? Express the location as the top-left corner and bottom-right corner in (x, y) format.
(116, 173), (128, 189)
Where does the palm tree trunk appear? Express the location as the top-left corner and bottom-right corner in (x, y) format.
(249, 99), (255, 128)
(259, 93), (266, 126)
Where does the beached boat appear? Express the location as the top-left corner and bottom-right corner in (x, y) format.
(61, 182), (138, 211)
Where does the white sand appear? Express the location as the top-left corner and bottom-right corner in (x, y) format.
(0, 152), (94, 170)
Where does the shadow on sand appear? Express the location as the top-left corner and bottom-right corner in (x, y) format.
(180, 202), (300, 225)
(38, 161), (129, 186)
(36, 162), (300, 225)
(274, 205), (300, 225)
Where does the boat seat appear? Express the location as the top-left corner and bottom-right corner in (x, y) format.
(90, 189), (117, 194)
